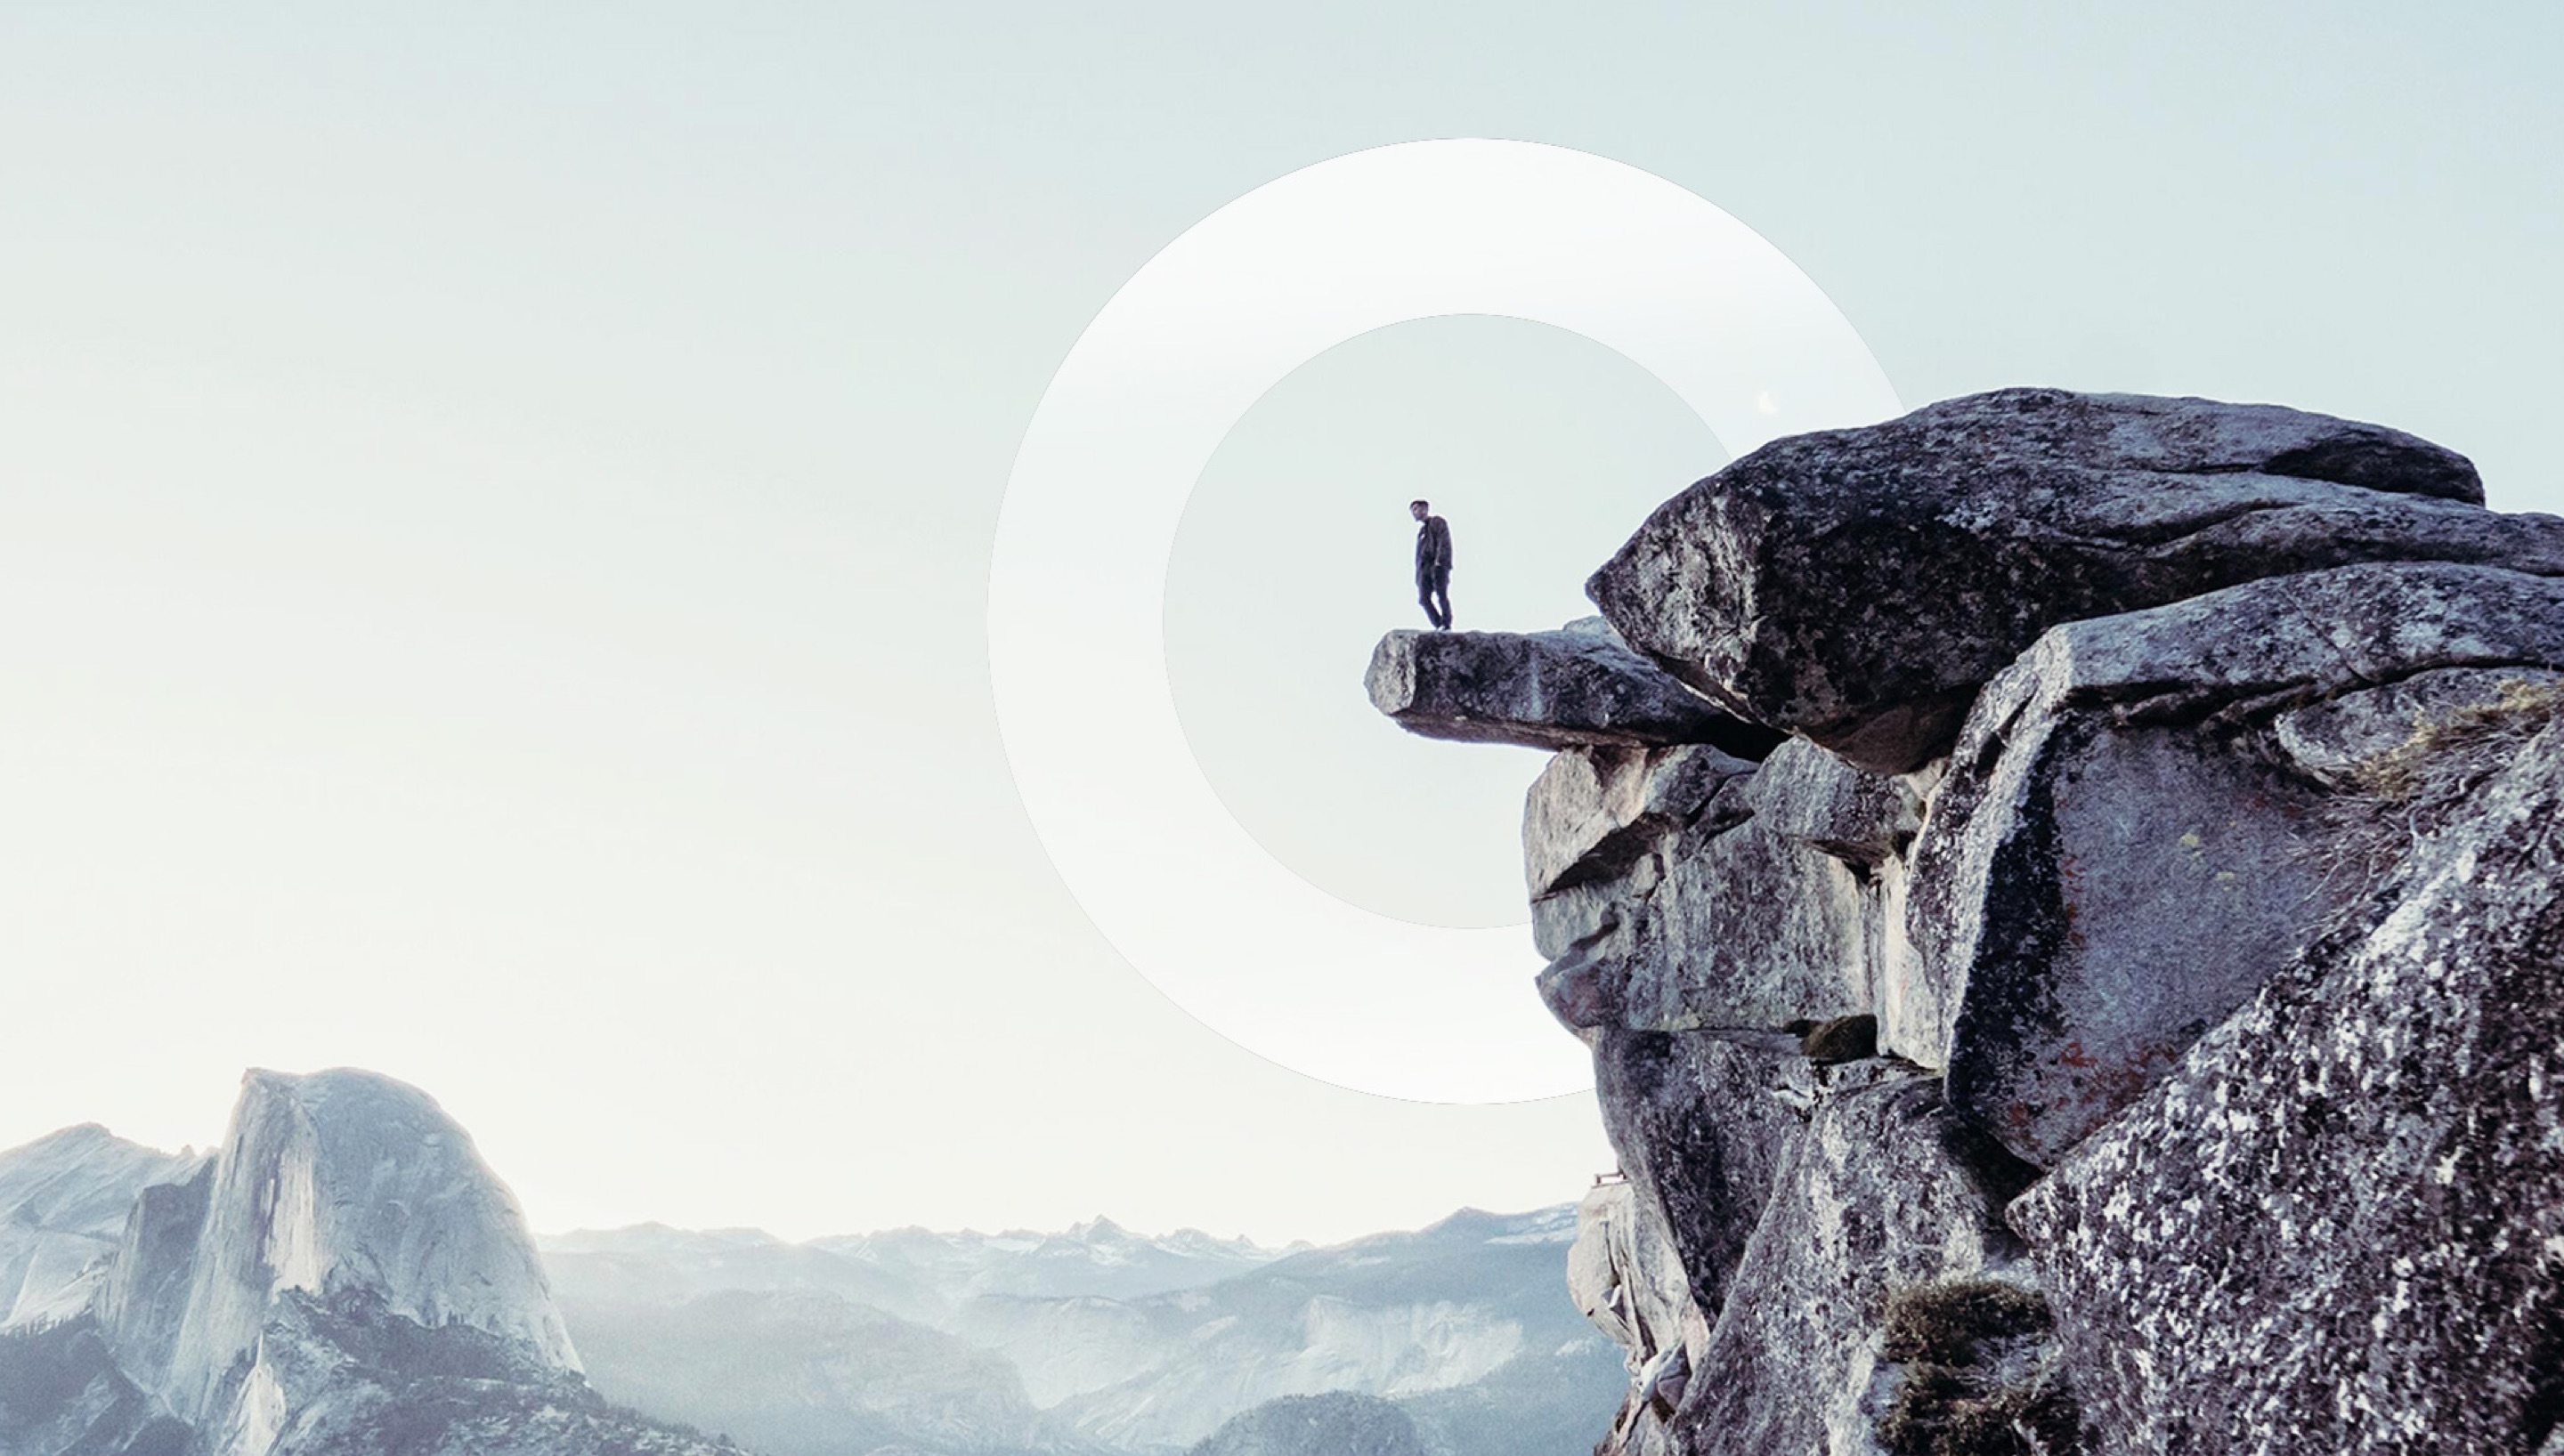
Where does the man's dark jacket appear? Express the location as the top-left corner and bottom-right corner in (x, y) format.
(1415, 515), (1453, 583)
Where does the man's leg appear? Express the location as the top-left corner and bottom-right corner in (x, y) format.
(1431, 573), (1453, 629)
(1418, 577), (1441, 627)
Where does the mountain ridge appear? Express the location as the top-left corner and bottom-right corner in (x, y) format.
(0, 1068), (744, 1456)
(542, 1201), (1617, 1456)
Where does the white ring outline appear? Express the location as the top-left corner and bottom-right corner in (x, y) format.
(989, 140), (1899, 1103)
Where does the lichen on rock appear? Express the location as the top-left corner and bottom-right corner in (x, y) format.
(2012, 702), (2564, 1453)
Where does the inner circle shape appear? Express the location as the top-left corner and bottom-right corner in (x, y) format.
(989, 139), (1899, 1103)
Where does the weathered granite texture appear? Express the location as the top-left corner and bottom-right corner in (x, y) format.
(1373, 389), (2564, 1456)
(1911, 562), (2564, 1165)
(2273, 664), (2564, 790)
(1367, 618), (1781, 756)
(1592, 1029), (1814, 1323)
(1521, 736), (1911, 1042)
(1570, 1179), (1702, 1389)
(2012, 702), (2564, 1454)
(1577, 1043), (1937, 1456)
(1588, 387), (2564, 772)
(1670, 1073), (2040, 1456)
(1526, 743), (1755, 900)
(1741, 737), (1927, 869)
(1517, 743), (1886, 1040)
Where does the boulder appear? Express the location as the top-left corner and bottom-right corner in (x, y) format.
(1921, 713), (2333, 1166)
(1907, 562), (2564, 1165)
(1591, 1029), (1813, 1325)
(1739, 737), (1927, 870)
(1667, 1074), (2041, 1456)
(1366, 619), (1781, 756)
(1524, 743), (1754, 900)
(1621, 809), (1875, 1033)
(2012, 702), (2564, 1454)
(1523, 738), (1889, 1039)
(1588, 388), (2564, 772)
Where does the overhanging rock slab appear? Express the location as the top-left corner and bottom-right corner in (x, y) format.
(1367, 619), (1780, 756)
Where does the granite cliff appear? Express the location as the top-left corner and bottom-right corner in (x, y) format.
(0, 1069), (742, 1456)
(1369, 388), (2564, 1456)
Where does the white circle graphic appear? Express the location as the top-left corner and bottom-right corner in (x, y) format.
(989, 140), (1899, 1103)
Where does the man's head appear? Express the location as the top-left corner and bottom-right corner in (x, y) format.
(1409, 499), (1430, 521)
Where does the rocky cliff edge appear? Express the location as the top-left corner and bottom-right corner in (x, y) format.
(1371, 387), (2564, 1456)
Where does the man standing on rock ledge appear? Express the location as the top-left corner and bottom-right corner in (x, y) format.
(1411, 498), (1454, 630)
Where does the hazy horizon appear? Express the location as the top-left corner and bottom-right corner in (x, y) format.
(4, 4), (2559, 1245)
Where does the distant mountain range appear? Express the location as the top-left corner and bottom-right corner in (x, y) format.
(542, 1204), (1621, 1455)
(0, 1071), (1621, 1456)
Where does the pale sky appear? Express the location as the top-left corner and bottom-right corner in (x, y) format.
(2, 4), (2558, 1244)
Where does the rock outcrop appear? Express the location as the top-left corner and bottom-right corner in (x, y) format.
(1667, 1074), (2039, 1456)
(160, 1068), (580, 1428)
(1568, 1178), (1702, 1438)
(1586, 388), (2564, 772)
(1521, 735), (1911, 1047)
(1374, 388), (2564, 1455)
(0, 1070), (742, 1456)
(1365, 618), (1781, 756)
